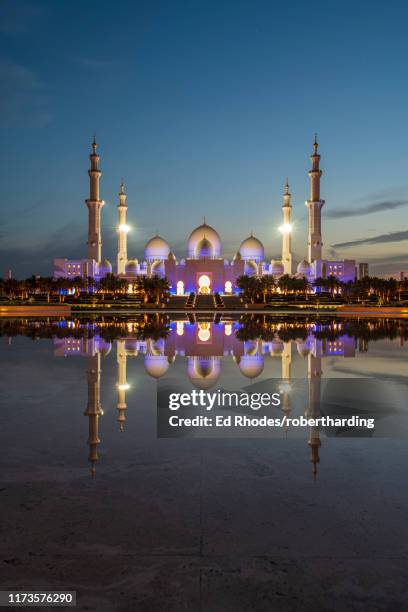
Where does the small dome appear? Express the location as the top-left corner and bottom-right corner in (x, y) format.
(125, 259), (139, 277)
(239, 235), (264, 261)
(97, 259), (112, 277)
(188, 223), (221, 258)
(145, 235), (170, 261)
(144, 354), (170, 378)
(151, 259), (165, 276)
(297, 259), (311, 275)
(195, 237), (213, 258)
(244, 259), (258, 277)
(233, 251), (242, 261)
(238, 355), (264, 379)
(271, 260), (284, 275)
(168, 251), (176, 261)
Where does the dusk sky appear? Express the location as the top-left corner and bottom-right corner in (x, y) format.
(1, 0), (408, 277)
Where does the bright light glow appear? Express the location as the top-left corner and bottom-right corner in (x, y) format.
(224, 323), (232, 336)
(176, 321), (185, 336)
(119, 224), (131, 233)
(278, 223), (293, 234)
(118, 383), (130, 391)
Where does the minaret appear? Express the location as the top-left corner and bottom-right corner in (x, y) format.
(305, 135), (325, 262)
(85, 136), (104, 262)
(117, 181), (129, 275)
(116, 339), (128, 431)
(281, 179), (293, 274)
(84, 352), (104, 477)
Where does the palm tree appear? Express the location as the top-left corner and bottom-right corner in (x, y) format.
(326, 275), (343, 298)
(137, 275), (170, 304)
(277, 274), (293, 296)
(259, 275), (276, 303)
(295, 276), (311, 299)
(236, 275), (259, 304)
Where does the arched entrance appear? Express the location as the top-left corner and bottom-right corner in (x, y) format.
(198, 274), (211, 294)
(176, 280), (185, 295)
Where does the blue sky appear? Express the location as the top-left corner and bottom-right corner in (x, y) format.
(1, 0), (408, 277)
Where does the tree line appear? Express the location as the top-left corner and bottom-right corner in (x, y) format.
(236, 274), (408, 304)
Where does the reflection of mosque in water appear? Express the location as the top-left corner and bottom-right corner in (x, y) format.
(54, 319), (359, 478)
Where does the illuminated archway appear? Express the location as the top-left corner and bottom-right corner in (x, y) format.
(224, 280), (232, 294)
(198, 274), (211, 294)
(197, 322), (211, 342)
(177, 280), (185, 295)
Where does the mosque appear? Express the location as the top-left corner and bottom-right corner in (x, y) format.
(53, 137), (357, 293)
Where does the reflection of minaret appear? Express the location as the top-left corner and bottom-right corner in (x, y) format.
(117, 181), (128, 275)
(305, 135), (325, 263)
(84, 352), (103, 477)
(85, 136), (104, 262)
(306, 342), (322, 478)
(280, 340), (292, 431)
(116, 339), (128, 431)
(281, 179), (293, 274)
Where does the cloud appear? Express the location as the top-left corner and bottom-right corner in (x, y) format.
(332, 230), (408, 249)
(327, 200), (408, 219)
(0, 60), (51, 128)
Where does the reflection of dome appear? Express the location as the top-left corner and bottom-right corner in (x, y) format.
(244, 340), (259, 356)
(270, 339), (284, 355)
(196, 237), (213, 258)
(145, 235), (170, 261)
(239, 236), (264, 261)
(297, 341), (310, 357)
(144, 354), (170, 378)
(238, 355), (264, 379)
(188, 223), (221, 258)
(95, 337), (112, 356)
(271, 260), (284, 275)
(297, 259), (311, 275)
(187, 357), (221, 389)
(97, 259), (112, 277)
(124, 339), (138, 356)
(125, 259), (139, 276)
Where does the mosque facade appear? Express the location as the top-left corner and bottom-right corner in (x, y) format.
(53, 137), (357, 293)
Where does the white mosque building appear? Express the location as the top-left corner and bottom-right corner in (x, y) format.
(53, 136), (357, 293)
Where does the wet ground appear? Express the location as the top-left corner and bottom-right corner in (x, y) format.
(1, 321), (408, 611)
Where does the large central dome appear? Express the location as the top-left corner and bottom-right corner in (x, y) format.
(188, 223), (221, 258)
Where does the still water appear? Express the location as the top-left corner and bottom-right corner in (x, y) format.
(1, 314), (408, 610)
